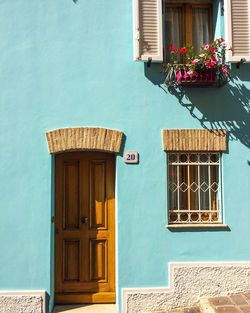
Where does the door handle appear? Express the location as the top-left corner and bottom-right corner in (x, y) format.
(81, 217), (89, 224)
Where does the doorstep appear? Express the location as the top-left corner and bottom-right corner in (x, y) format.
(53, 304), (117, 313)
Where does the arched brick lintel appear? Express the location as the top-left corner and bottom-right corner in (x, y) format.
(46, 127), (124, 154)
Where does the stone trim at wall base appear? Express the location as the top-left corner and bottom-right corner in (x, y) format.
(0, 291), (46, 313)
(122, 262), (250, 313)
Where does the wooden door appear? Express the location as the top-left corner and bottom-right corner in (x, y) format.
(55, 152), (115, 304)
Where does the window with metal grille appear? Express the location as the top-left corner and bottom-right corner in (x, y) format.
(168, 153), (222, 224)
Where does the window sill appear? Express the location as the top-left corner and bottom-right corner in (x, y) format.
(166, 224), (230, 231)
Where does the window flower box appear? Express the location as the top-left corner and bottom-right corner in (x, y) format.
(164, 65), (230, 87)
(163, 39), (231, 88)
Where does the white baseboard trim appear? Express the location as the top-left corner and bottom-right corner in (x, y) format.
(122, 262), (250, 313)
(0, 290), (46, 313)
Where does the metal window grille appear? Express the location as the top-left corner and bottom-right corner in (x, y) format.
(168, 153), (222, 224)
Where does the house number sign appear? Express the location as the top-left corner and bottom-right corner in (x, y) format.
(124, 151), (139, 164)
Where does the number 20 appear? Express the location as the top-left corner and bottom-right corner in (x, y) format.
(126, 154), (135, 161)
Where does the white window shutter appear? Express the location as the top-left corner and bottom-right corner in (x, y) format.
(225, 0), (250, 62)
(133, 0), (163, 62)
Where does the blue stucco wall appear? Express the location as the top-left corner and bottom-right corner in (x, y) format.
(0, 1), (249, 312)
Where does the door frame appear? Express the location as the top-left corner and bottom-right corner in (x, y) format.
(52, 151), (118, 305)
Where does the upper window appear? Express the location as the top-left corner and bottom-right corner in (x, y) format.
(168, 152), (222, 224)
(165, 3), (213, 59)
(133, 0), (250, 63)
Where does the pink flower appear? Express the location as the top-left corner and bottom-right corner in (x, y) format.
(210, 55), (217, 62)
(204, 44), (210, 50)
(210, 47), (216, 53)
(191, 59), (199, 65)
(183, 72), (190, 79)
(187, 70), (198, 78)
(176, 70), (182, 81)
(179, 47), (188, 54)
(169, 43), (177, 52)
(205, 61), (211, 68)
(221, 65), (229, 73)
(205, 61), (216, 68)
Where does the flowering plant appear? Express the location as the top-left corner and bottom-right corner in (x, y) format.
(163, 38), (231, 87)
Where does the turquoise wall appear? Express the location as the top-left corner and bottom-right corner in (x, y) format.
(0, 1), (249, 312)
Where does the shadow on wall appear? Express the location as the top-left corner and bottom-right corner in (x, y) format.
(144, 63), (250, 150)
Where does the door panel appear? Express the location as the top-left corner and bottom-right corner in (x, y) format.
(63, 160), (80, 230)
(90, 239), (107, 282)
(89, 160), (107, 229)
(55, 152), (115, 303)
(63, 240), (80, 282)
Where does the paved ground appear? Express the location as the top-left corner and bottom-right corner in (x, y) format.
(53, 292), (250, 313)
(167, 307), (201, 313)
(166, 292), (250, 313)
(53, 304), (117, 313)
(203, 292), (250, 313)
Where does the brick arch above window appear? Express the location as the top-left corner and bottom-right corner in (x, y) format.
(162, 129), (227, 151)
(46, 127), (124, 154)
